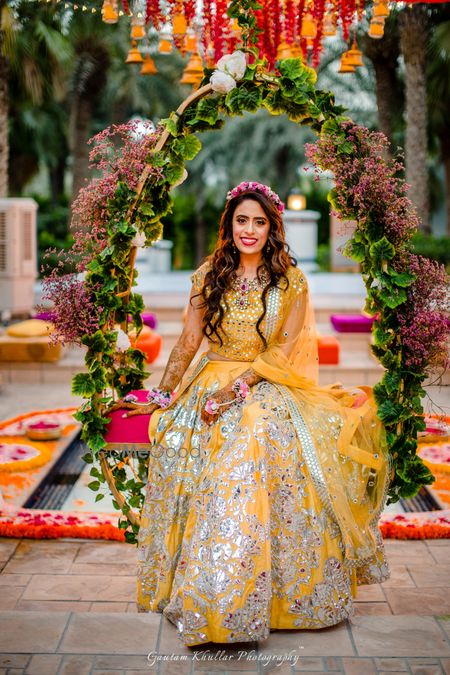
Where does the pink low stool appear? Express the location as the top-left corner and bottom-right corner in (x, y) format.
(330, 314), (375, 333)
(104, 390), (152, 452)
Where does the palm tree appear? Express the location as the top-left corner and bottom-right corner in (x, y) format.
(399, 5), (430, 232)
(362, 15), (402, 158)
(428, 19), (450, 235)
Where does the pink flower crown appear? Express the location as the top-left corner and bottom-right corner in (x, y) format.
(226, 181), (285, 214)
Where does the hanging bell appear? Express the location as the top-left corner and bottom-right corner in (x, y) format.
(184, 32), (197, 53)
(368, 18), (385, 39)
(373, 2), (390, 18)
(323, 12), (337, 36)
(338, 51), (356, 73)
(125, 40), (144, 64)
(345, 41), (364, 67)
(301, 13), (318, 40)
(158, 34), (173, 53)
(131, 15), (146, 40)
(141, 55), (158, 75)
(180, 52), (204, 85)
(102, 0), (118, 24)
(173, 12), (188, 36)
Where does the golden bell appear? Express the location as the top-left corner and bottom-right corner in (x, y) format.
(131, 24), (146, 40)
(102, 0), (118, 24)
(368, 18), (385, 39)
(301, 13), (317, 39)
(290, 43), (302, 58)
(158, 36), (173, 53)
(173, 12), (187, 36)
(338, 52), (356, 73)
(180, 53), (204, 85)
(345, 42), (364, 67)
(373, 2), (390, 18)
(323, 12), (337, 36)
(125, 41), (144, 64)
(140, 55), (158, 75)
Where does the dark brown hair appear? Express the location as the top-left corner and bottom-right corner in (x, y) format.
(191, 190), (296, 349)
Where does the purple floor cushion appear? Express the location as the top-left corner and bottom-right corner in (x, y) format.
(330, 314), (375, 333)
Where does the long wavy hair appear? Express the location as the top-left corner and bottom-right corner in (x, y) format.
(192, 191), (296, 349)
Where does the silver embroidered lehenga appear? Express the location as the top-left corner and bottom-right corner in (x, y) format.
(136, 261), (391, 646)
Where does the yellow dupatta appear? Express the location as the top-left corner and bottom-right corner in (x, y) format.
(251, 269), (391, 565)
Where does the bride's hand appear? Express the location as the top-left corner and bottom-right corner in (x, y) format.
(107, 401), (160, 418)
(201, 387), (234, 426)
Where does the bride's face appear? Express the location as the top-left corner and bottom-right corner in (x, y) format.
(232, 199), (270, 257)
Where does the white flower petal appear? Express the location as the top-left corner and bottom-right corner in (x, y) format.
(131, 230), (146, 248)
(217, 50), (247, 80)
(115, 329), (131, 352)
(210, 70), (237, 94)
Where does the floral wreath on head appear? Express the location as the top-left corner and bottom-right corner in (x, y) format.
(226, 181), (285, 214)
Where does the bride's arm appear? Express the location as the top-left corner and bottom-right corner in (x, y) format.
(112, 285), (205, 416)
(157, 285), (205, 393)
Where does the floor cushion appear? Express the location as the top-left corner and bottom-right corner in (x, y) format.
(330, 314), (374, 333)
(317, 335), (340, 365)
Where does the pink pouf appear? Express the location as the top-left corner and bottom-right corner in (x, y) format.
(141, 312), (158, 329)
(104, 390), (151, 445)
(330, 314), (375, 333)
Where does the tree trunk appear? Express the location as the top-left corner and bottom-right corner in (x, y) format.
(49, 154), (67, 205)
(0, 0), (9, 198)
(69, 96), (92, 228)
(399, 6), (430, 232)
(194, 195), (208, 266)
(362, 29), (400, 159)
(440, 128), (450, 236)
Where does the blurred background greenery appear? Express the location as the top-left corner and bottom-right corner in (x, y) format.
(1, 1), (449, 272)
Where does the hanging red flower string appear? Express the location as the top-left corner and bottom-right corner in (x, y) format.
(311, 0), (326, 67)
(145, 0), (163, 29)
(121, 0), (130, 14)
(212, 0), (227, 62)
(284, 0), (297, 44)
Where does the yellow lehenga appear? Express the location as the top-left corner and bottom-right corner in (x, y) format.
(136, 262), (391, 646)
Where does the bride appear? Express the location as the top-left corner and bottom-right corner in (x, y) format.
(115, 181), (390, 647)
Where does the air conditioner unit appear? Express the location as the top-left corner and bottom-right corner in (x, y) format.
(0, 198), (38, 315)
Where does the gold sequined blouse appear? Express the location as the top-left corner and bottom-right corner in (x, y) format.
(190, 262), (307, 361)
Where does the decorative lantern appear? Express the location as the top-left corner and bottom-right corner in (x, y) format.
(184, 32), (198, 53)
(125, 40), (144, 64)
(173, 12), (188, 37)
(373, 2), (390, 18)
(102, 0), (118, 24)
(368, 18), (385, 39)
(158, 34), (173, 53)
(276, 41), (295, 60)
(140, 55), (158, 75)
(323, 12), (337, 37)
(180, 52), (204, 86)
(338, 51), (356, 73)
(301, 13), (318, 39)
(345, 41), (364, 67)
(131, 14), (146, 40)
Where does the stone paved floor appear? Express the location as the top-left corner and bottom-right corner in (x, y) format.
(0, 537), (449, 674)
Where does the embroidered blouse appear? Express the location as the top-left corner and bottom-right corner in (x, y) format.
(190, 261), (307, 361)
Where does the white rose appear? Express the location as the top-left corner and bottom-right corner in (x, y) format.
(217, 50), (247, 80)
(173, 168), (188, 188)
(115, 328), (131, 352)
(210, 70), (237, 94)
(131, 230), (146, 248)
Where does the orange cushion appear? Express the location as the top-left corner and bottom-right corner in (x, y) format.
(130, 326), (162, 364)
(317, 335), (340, 365)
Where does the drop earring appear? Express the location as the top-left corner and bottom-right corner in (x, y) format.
(266, 241), (271, 253)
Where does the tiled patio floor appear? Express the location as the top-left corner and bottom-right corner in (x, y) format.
(0, 538), (449, 674)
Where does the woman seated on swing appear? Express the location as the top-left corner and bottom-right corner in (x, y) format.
(113, 181), (390, 647)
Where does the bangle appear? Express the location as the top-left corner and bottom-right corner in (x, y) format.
(147, 387), (173, 409)
(231, 378), (250, 403)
